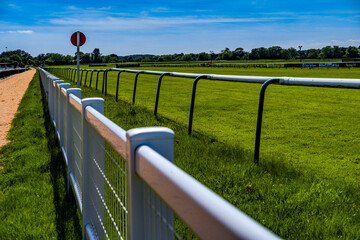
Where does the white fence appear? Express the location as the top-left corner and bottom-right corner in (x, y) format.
(39, 68), (280, 240)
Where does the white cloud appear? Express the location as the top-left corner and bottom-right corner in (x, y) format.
(66, 6), (80, 10)
(99, 6), (112, 10)
(151, 7), (170, 12)
(48, 16), (284, 31)
(8, 30), (34, 34)
(330, 39), (360, 46)
(66, 5), (111, 11)
(8, 4), (20, 9)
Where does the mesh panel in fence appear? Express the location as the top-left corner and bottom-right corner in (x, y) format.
(88, 124), (129, 239)
(70, 101), (83, 197)
(144, 185), (181, 240)
(61, 93), (68, 157)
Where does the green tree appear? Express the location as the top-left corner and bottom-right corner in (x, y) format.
(268, 46), (282, 59)
(233, 48), (245, 60)
(332, 46), (343, 58)
(307, 49), (320, 59)
(64, 55), (73, 64)
(175, 53), (184, 61)
(319, 46), (333, 59)
(198, 52), (211, 61)
(142, 56), (152, 62)
(180, 54), (193, 61)
(134, 57), (143, 62)
(46, 53), (65, 64)
(9, 54), (22, 66)
(92, 48), (101, 62)
(218, 48), (233, 60)
(250, 47), (269, 59)
(81, 53), (91, 63)
(242, 52), (250, 60)
(287, 48), (298, 59)
(281, 49), (289, 59)
(0, 57), (9, 63)
(344, 46), (359, 58)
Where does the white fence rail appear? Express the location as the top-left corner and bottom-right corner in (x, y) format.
(39, 68), (280, 240)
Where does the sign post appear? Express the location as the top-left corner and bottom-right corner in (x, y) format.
(71, 31), (86, 88)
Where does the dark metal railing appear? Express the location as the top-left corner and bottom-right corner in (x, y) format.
(45, 67), (360, 163)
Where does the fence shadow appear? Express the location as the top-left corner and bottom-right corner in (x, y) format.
(39, 76), (82, 240)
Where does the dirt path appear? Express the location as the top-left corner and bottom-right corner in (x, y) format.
(0, 68), (36, 148)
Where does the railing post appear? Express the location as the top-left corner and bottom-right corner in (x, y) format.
(49, 76), (59, 120)
(126, 127), (175, 240)
(115, 71), (123, 102)
(154, 73), (170, 117)
(71, 69), (74, 82)
(81, 97), (105, 240)
(55, 81), (65, 139)
(102, 70), (106, 94)
(254, 79), (280, 163)
(66, 88), (81, 191)
(71, 68), (73, 81)
(80, 70), (84, 86)
(96, 71), (100, 90)
(188, 75), (208, 135)
(105, 70), (109, 96)
(84, 70), (89, 86)
(132, 71), (143, 104)
(53, 80), (64, 128)
(89, 71), (94, 88)
(73, 69), (77, 83)
(45, 73), (50, 111)
(58, 83), (71, 152)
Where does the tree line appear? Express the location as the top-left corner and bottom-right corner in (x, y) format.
(1, 46), (359, 66)
(144, 46), (360, 62)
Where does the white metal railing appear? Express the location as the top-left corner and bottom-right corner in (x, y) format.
(39, 68), (280, 240)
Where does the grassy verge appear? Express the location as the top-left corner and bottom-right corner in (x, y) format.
(0, 71), (82, 239)
(50, 66), (360, 239)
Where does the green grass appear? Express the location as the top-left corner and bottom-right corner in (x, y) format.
(48, 66), (360, 239)
(0, 71), (82, 239)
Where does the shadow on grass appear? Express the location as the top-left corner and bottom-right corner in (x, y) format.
(40, 77), (82, 239)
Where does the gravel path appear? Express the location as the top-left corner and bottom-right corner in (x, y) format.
(0, 68), (36, 147)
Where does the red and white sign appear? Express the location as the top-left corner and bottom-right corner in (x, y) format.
(71, 31), (86, 46)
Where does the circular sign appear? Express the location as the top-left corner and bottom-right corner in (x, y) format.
(71, 31), (86, 46)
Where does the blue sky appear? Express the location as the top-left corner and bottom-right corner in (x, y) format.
(0, 0), (359, 56)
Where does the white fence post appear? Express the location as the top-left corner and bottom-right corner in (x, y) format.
(66, 88), (81, 191)
(81, 98), (105, 240)
(126, 127), (174, 240)
(48, 76), (55, 120)
(53, 80), (64, 128)
(45, 74), (52, 113)
(58, 83), (71, 157)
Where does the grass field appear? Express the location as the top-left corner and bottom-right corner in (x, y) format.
(0, 72), (82, 239)
(48, 66), (360, 239)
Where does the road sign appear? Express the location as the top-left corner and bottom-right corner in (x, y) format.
(71, 31), (86, 46)
(71, 31), (86, 88)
